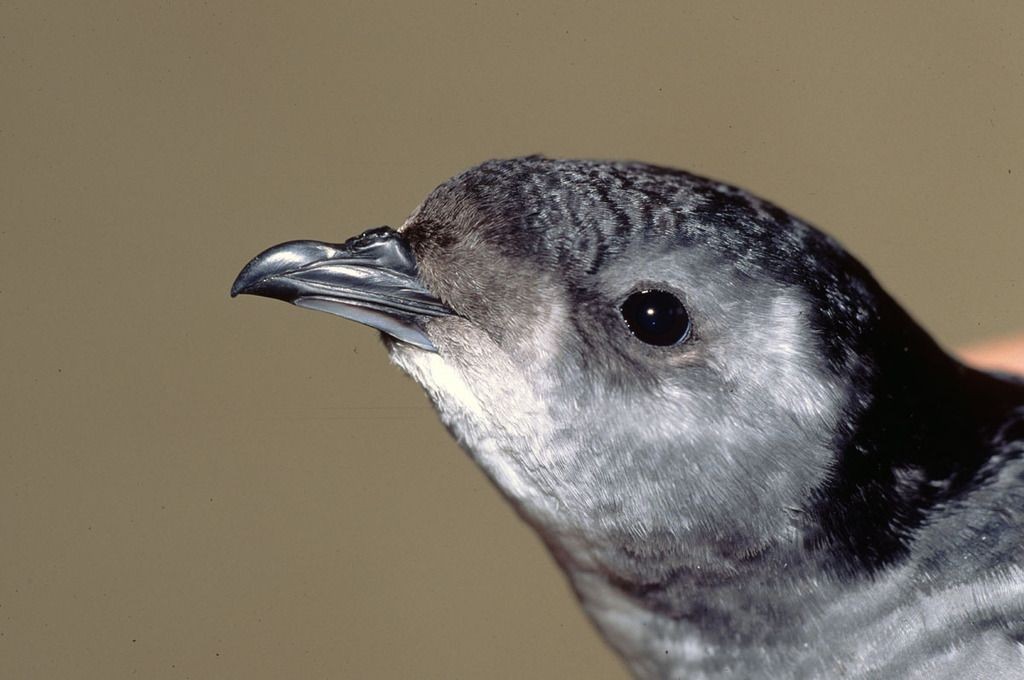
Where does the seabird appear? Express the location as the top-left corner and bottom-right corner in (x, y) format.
(232, 157), (1024, 678)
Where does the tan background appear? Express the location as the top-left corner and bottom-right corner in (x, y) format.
(2, 2), (1022, 678)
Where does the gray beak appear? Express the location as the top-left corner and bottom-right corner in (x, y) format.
(231, 226), (453, 351)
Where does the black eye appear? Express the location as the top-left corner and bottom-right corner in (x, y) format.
(620, 290), (691, 346)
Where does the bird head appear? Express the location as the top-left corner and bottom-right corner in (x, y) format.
(231, 157), (941, 580)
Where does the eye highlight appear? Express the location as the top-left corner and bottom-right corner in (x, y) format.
(620, 290), (691, 346)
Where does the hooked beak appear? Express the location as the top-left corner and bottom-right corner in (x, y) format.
(231, 227), (453, 351)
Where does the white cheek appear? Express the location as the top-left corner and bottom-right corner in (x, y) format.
(391, 346), (488, 423)
(387, 335), (560, 514)
(713, 291), (842, 427)
(759, 295), (842, 421)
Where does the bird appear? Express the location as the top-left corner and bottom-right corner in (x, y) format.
(231, 157), (1024, 679)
